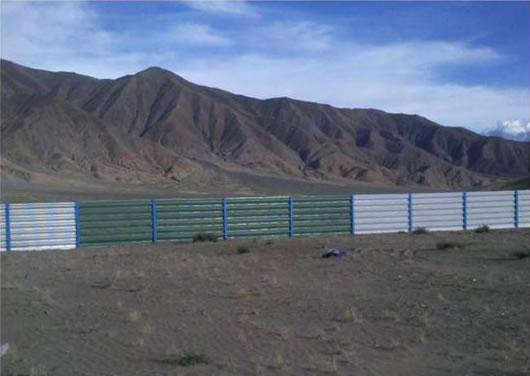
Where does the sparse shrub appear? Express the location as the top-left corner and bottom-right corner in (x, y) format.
(192, 233), (218, 242)
(475, 225), (490, 234)
(512, 249), (530, 260)
(264, 240), (274, 245)
(178, 352), (209, 367)
(237, 245), (250, 254)
(436, 241), (464, 250)
(412, 227), (429, 235)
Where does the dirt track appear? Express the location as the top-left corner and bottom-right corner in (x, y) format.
(1, 229), (530, 375)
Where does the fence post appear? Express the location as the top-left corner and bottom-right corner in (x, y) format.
(151, 199), (158, 243)
(462, 191), (468, 230)
(5, 203), (11, 252)
(407, 193), (413, 232)
(350, 194), (355, 235)
(288, 197), (294, 238)
(75, 202), (81, 248)
(514, 190), (519, 229)
(222, 197), (228, 240)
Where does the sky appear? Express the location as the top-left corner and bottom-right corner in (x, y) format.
(1, 1), (529, 133)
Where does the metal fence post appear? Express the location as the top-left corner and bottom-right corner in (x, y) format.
(5, 203), (11, 252)
(407, 193), (413, 232)
(288, 197), (294, 238)
(462, 191), (468, 230)
(350, 194), (355, 235)
(222, 198), (228, 240)
(514, 190), (519, 229)
(75, 202), (81, 248)
(151, 199), (158, 243)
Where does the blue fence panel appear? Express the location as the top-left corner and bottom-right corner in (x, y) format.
(292, 196), (351, 237)
(226, 196), (289, 239)
(157, 198), (223, 242)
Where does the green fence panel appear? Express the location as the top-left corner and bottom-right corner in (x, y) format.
(79, 200), (152, 247)
(157, 198), (223, 242)
(227, 196), (290, 239)
(292, 196), (351, 237)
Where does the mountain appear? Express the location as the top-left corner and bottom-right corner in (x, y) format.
(483, 120), (530, 142)
(1, 59), (529, 194)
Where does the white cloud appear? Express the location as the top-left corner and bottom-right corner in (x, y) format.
(183, 1), (257, 17)
(176, 43), (526, 131)
(484, 120), (530, 141)
(253, 21), (334, 52)
(497, 120), (530, 135)
(1, 2), (115, 66)
(166, 23), (232, 46)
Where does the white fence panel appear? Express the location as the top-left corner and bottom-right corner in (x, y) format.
(412, 192), (463, 231)
(355, 194), (409, 234)
(8, 202), (76, 251)
(518, 190), (530, 228)
(467, 191), (515, 229)
(0, 204), (6, 252)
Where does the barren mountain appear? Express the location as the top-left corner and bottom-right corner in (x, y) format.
(1, 59), (528, 193)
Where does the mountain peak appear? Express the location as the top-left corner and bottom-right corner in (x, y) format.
(138, 66), (172, 75)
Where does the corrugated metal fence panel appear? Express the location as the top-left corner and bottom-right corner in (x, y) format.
(227, 196), (289, 239)
(0, 203), (6, 252)
(518, 190), (530, 228)
(9, 202), (76, 251)
(355, 194), (409, 234)
(412, 192), (463, 231)
(293, 196), (351, 237)
(157, 198), (223, 242)
(467, 191), (515, 229)
(79, 200), (152, 247)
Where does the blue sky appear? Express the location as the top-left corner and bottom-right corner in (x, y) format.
(1, 1), (529, 133)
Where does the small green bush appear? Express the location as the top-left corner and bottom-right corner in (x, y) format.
(475, 225), (490, 234)
(436, 241), (465, 250)
(237, 245), (250, 254)
(192, 233), (218, 242)
(178, 352), (209, 367)
(512, 249), (530, 260)
(412, 227), (429, 235)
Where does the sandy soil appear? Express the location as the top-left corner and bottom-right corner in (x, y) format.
(1, 166), (413, 203)
(1, 230), (530, 375)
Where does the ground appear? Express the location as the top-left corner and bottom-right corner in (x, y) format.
(1, 229), (530, 375)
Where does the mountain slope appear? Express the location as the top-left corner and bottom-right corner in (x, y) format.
(1, 59), (528, 190)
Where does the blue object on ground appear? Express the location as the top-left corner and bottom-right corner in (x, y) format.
(322, 248), (348, 258)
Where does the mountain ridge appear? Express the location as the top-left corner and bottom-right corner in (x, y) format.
(1, 59), (528, 192)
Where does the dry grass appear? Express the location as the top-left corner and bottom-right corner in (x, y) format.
(342, 305), (364, 324)
(177, 352), (209, 367)
(512, 249), (530, 259)
(127, 311), (141, 322)
(381, 309), (400, 321)
(436, 241), (465, 250)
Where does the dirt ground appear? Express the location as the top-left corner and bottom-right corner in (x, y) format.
(1, 229), (530, 375)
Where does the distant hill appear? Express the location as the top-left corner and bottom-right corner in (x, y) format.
(1, 59), (529, 193)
